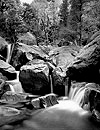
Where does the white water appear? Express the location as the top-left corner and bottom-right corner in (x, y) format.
(69, 86), (86, 106)
(6, 71), (24, 93)
(6, 44), (12, 63)
(5, 44), (24, 93)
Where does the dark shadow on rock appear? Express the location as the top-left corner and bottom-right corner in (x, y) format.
(19, 60), (50, 96)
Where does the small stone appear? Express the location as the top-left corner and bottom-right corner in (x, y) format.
(1, 125), (14, 130)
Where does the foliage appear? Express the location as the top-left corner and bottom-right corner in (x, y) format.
(69, 0), (82, 30)
(82, 0), (100, 44)
(0, 0), (27, 43)
(0, 0), (100, 47)
(22, 2), (50, 44)
(21, 3), (38, 32)
(58, 27), (78, 45)
(31, 0), (60, 44)
(59, 0), (100, 46)
(59, 0), (69, 26)
(58, 0), (80, 44)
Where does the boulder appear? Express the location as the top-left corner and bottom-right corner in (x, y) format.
(66, 39), (100, 84)
(51, 68), (65, 96)
(81, 83), (100, 122)
(18, 32), (37, 45)
(49, 45), (80, 71)
(67, 82), (100, 113)
(0, 37), (8, 61)
(0, 60), (16, 80)
(19, 59), (50, 95)
(48, 46), (80, 96)
(82, 83), (100, 111)
(31, 93), (58, 109)
(10, 43), (49, 70)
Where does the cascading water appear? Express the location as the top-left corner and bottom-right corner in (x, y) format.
(5, 44), (24, 93)
(6, 70), (24, 93)
(6, 44), (12, 63)
(68, 85), (86, 106)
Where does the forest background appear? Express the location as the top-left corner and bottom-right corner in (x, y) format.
(0, 0), (100, 47)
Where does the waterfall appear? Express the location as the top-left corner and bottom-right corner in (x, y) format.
(69, 86), (78, 99)
(5, 44), (24, 93)
(69, 86), (86, 106)
(6, 71), (24, 93)
(6, 44), (12, 63)
(50, 75), (53, 93)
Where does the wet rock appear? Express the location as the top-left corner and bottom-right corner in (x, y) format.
(51, 68), (65, 96)
(86, 84), (100, 112)
(19, 60), (50, 95)
(31, 93), (58, 109)
(82, 84), (100, 122)
(1, 91), (28, 103)
(92, 109), (100, 122)
(0, 79), (10, 99)
(31, 98), (40, 109)
(0, 108), (30, 127)
(69, 82), (100, 112)
(39, 93), (58, 108)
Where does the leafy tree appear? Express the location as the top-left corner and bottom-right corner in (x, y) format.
(0, 0), (28, 63)
(31, 0), (60, 45)
(0, 0), (27, 43)
(68, 0), (82, 45)
(59, 0), (69, 26)
(21, 3), (42, 44)
(58, 0), (80, 45)
(82, 0), (100, 45)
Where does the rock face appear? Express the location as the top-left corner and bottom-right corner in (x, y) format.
(65, 33), (100, 116)
(19, 60), (50, 95)
(48, 45), (80, 96)
(18, 32), (37, 45)
(10, 43), (49, 70)
(66, 39), (100, 84)
(0, 60), (16, 80)
(82, 83), (100, 111)
(51, 68), (65, 96)
(49, 45), (80, 71)
(0, 37), (8, 61)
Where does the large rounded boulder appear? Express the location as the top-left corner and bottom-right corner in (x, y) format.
(19, 60), (50, 95)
